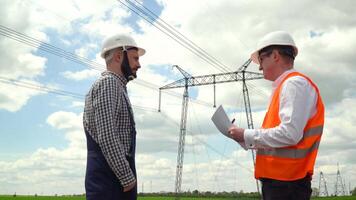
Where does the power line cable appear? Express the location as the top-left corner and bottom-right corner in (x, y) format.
(26, 0), (258, 99)
(118, 0), (224, 72)
(122, 0), (272, 101)
(0, 76), (157, 112)
(16, 1), (269, 100)
(0, 24), (216, 107)
(0, 76), (83, 99)
(27, 0), (233, 74)
(117, 0), (232, 73)
(0, 25), (104, 71)
(118, 0), (271, 100)
(129, 0), (233, 72)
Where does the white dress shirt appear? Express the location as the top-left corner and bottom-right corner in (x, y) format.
(244, 69), (318, 149)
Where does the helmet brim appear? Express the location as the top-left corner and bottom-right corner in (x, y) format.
(250, 45), (298, 65)
(101, 46), (146, 58)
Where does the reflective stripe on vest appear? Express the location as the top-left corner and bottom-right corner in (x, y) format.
(258, 137), (320, 159)
(304, 125), (323, 137)
(257, 125), (323, 158)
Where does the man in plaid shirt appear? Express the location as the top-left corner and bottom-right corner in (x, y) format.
(83, 34), (145, 200)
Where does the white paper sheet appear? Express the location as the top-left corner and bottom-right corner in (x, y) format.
(211, 105), (248, 150)
(211, 105), (232, 138)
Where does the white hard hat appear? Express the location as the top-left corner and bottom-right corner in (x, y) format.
(250, 31), (298, 64)
(100, 34), (146, 58)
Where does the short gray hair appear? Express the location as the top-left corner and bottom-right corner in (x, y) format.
(104, 48), (122, 64)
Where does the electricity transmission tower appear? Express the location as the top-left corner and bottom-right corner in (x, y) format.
(319, 171), (329, 197)
(335, 164), (345, 196)
(158, 59), (263, 198)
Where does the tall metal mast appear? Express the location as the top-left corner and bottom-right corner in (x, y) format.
(319, 171), (329, 197)
(335, 163), (345, 196)
(240, 60), (260, 194)
(171, 65), (191, 197)
(159, 60), (263, 198)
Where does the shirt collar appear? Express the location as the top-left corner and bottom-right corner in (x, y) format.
(272, 68), (296, 88)
(102, 70), (128, 86)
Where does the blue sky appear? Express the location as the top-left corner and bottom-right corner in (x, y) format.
(1, 0), (356, 196)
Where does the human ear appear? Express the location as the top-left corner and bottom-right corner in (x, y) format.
(272, 50), (280, 61)
(114, 51), (122, 62)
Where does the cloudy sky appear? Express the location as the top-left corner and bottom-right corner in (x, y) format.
(1, 0), (355, 196)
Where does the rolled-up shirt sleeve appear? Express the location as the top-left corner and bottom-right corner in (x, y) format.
(93, 77), (135, 187)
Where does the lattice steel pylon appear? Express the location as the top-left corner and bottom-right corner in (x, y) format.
(171, 65), (190, 198)
(335, 164), (345, 196)
(240, 60), (261, 195)
(318, 171), (329, 197)
(158, 60), (263, 198)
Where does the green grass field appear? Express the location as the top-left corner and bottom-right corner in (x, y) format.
(0, 195), (356, 200)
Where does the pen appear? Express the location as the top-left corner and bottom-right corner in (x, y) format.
(231, 118), (235, 124)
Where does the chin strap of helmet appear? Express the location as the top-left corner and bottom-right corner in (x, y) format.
(121, 48), (136, 82)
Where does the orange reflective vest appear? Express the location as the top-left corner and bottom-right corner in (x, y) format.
(255, 72), (324, 181)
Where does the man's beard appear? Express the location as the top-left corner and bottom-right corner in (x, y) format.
(121, 51), (136, 81)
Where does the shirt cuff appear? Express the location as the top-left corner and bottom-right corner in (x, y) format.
(120, 170), (136, 187)
(244, 129), (256, 149)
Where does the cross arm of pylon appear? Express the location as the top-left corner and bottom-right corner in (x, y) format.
(159, 70), (263, 90)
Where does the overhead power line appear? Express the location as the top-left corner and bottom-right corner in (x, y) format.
(117, 0), (232, 73)
(115, 1), (270, 100)
(0, 76), (157, 112)
(2, 3), (269, 100)
(0, 25), (104, 71)
(0, 24), (216, 107)
(0, 76), (83, 99)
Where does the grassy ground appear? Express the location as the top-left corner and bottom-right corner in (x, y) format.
(313, 197), (356, 200)
(0, 195), (355, 200)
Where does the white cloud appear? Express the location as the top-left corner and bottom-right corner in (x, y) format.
(75, 43), (99, 58)
(62, 69), (100, 81)
(77, 6), (132, 39)
(0, 38), (47, 79)
(47, 111), (83, 131)
(0, 80), (45, 112)
(0, 0), (48, 112)
(0, 38), (48, 111)
(70, 101), (85, 108)
(0, 111), (86, 195)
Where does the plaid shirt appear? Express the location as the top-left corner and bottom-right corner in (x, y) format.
(83, 70), (136, 187)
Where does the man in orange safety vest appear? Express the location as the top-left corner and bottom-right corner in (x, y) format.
(229, 31), (324, 200)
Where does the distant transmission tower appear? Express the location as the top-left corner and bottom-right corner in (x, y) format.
(343, 178), (347, 195)
(335, 164), (345, 196)
(318, 171), (328, 197)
